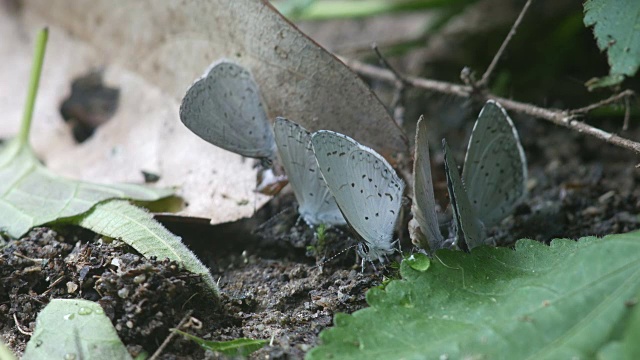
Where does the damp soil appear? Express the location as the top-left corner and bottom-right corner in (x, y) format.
(2, 114), (640, 359)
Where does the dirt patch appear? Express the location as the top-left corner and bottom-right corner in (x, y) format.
(0, 221), (385, 359)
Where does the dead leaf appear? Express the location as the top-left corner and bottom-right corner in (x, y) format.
(0, 0), (405, 225)
(0, 9), (267, 225)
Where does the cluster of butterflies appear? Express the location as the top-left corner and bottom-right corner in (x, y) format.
(179, 59), (527, 263)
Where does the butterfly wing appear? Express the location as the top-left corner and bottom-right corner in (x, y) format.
(443, 139), (486, 251)
(462, 100), (527, 228)
(180, 59), (276, 160)
(311, 131), (404, 262)
(411, 116), (446, 252)
(273, 118), (345, 226)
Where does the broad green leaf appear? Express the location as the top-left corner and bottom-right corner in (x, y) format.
(23, 299), (132, 360)
(596, 288), (640, 359)
(0, 140), (171, 238)
(623, 290), (640, 359)
(0, 341), (16, 360)
(173, 329), (267, 357)
(71, 200), (217, 295)
(584, 0), (640, 86)
(597, 342), (623, 360)
(309, 232), (640, 359)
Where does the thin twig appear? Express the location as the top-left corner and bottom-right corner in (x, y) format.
(13, 252), (45, 264)
(41, 275), (66, 296)
(149, 310), (193, 360)
(489, 96), (640, 153)
(372, 43), (408, 125)
(570, 90), (635, 115)
(477, 0), (533, 88)
(14, 314), (33, 336)
(340, 55), (472, 97)
(624, 95), (631, 131)
(340, 56), (640, 154)
(372, 43), (409, 86)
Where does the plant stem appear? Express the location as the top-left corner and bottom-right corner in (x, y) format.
(274, 0), (467, 21)
(19, 28), (49, 146)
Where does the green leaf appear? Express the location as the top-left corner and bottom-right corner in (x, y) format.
(596, 289), (640, 359)
(0, 140), (172, 238)
(622, 291), (640, 359)
(71, 200), (218, 295)
(22, 299), (132, 360)
(597, 341), (624, 360)
(308, 233), (640, 359)
(584, 0), (640, 82)
(173, 329), (267, 357)
(0, 341), (17, 360)
(585, 74), (626, 91)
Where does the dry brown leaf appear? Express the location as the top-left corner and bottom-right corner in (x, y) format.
(0, 0), (405, 224)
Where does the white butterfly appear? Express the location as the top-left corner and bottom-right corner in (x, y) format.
(179, 59), (276, 161)
(273, 118), (345, 227)
(412, 100), (527, 252)
(311, 130), (405, 262)
(409, 115), (448, 253)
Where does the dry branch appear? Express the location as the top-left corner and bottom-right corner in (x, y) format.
(339, 56), (639, 155)
(478, 0), (533, 87)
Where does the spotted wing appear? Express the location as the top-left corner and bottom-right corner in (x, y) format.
(311, 131), (404, 262)
(443, 140), (486, 251)
(273, 118), (345, 226)
(462, 100), (527, 228)
(180, 59), (276, 160)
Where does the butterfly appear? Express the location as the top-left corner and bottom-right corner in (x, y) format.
(179, 59), (276, 162)
(311, 130), (405, 262)
(409, 115), (448, 253)
(411, 100), (527, 252)
(273, 117), (345, 227)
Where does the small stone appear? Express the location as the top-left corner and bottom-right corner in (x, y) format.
(66, 281), (79, 294)
(117, 288), (130, 299)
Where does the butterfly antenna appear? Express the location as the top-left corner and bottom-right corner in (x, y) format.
(252, 206), (295, 235)
(313, 243), (358, 270)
